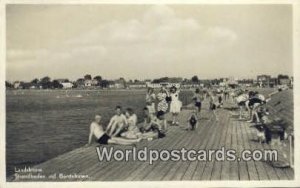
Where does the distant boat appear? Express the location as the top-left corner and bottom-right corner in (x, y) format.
(75, 94), (83, 98)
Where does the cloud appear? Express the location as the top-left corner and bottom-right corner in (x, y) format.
(6, 5), (239, 81)
(7, 49), (49, 61)
(65, 5), (237, 50)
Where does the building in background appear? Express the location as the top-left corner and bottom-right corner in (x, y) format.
(257, 75), (271, 87)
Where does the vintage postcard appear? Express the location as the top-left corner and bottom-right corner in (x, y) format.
(1, 0), (299, 187)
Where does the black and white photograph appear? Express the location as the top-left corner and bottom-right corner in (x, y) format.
(1, 1), (300, 187)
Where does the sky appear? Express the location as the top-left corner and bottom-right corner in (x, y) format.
(6, 4), (293, 82)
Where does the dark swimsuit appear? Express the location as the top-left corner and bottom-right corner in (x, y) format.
(97, 133), (111, 145)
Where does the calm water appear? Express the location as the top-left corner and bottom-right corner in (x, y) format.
(6, 89), (193, 177)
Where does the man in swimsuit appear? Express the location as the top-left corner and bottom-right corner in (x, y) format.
(86, 115), (141, 146)
(106, 106), (128, 137)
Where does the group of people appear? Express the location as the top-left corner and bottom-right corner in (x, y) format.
(146, 86), (182, 125)
(86, 85), (287, 146)
(235, 89), (269, 123)
(86, 86), (183, 146)
(234, 87), (291, 145)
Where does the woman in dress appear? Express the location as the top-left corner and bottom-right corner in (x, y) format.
(169, 86), (182, 125)
(145, 87), (156, 115)
(156, 86), (169, 113)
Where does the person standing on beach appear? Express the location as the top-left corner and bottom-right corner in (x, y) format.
(156, 86), (170, 113)
(169, 86), (182, 125)
(86, 115), (141, 146)
(106, 106), (128, 137)
(146, 87), (156, 115)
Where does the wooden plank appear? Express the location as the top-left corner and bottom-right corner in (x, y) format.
(173, 108), (219, 180)
(96, 125), (180, 181)
(124, 110), (192, 181)
(260, 140), (289, 180)
(236, 120), (249, 180)
(240, 120), (259, 180)
(149, 109), (212, 180)
(243, 122), (269, 180)
(202, 110), (229, 180)
(117, 124), (186, 181)
(159, 121), (202, 180)
(182, 111), (219, 180)
(193, 112), (220, 180)
(189, 114), (220, 180)
(247, 124), (279, 180)
(220, 111), (232, 180)
(210, 108), (231, 180)
(229, 116), (239, 180)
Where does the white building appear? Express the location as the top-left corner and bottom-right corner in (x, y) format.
(146, 82), (181, 89)
(61, 82), (73, 89)
(84, 80), (92, 87)
(13, 81), (21, 89)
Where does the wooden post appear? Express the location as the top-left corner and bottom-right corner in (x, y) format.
(289, 134), (294, 168)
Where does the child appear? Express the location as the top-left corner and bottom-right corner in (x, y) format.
(169, 86), (182, 125)
(186, 109), (198, 131)
(192, 88), (203, 118)
(146, 87), (156, 115)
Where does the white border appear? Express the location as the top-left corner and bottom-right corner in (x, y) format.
(0, 0), (299, 187)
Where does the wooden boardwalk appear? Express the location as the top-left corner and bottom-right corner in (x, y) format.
(12, 90), (294, 181)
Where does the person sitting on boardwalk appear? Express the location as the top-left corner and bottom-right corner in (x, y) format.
(151, 111), (168, 138)
(146, 87), (156, 115)
(139, 107), (161, 140)
(246, 91), (266, 123)
(192, 88), (204, 119)
(120, 108), (141, 139)
(157, 86), (170, 113)
(106, 106), (128, 137)
(140, 110), (168, 139)
(184, 109), (198, 131)
(86, 115), (141, 146)
(209, 91), (219, 121)
(169, 86), (182, 125)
